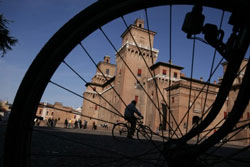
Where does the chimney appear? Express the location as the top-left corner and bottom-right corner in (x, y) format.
(200, 77), (203, 82)
(104, 55), (110, 63)
(134, 18), (144, 28)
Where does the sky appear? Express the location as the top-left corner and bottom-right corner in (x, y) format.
(0, 0), (97, 107)
(1, 0), (248, 108)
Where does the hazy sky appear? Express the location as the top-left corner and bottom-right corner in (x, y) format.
(1, 0), (247, 108)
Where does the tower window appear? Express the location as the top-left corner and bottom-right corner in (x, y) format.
(106, 69), (110, 75)
(139, 24), (142, 28)
(163, 69), (167, 76)
(137, 69), (142, 77)
(174, 72), (178, 78)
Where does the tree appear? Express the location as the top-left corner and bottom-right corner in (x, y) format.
(0, 14), (17, 57)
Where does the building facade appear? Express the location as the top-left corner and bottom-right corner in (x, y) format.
(81, 18), (249, 143)
(0, 100), (11, 122)
(36, 102), (82, 127)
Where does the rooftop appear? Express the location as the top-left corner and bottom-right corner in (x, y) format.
(150, 62), (184, 70)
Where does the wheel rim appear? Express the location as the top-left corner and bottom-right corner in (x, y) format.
(4, 0), (250, 167)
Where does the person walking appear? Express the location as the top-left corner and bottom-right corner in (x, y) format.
(64, 118), (68, 128)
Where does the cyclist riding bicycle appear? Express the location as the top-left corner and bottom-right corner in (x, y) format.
(124, 100), (143, 138)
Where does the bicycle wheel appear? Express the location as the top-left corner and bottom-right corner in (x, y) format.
(112, 123), (129, 141)
(137, 125), (153, 143)
(4, 0), (250, 167)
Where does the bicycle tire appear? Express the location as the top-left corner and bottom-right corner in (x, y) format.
(112, 123), (129, 141)
(4, 0), (250, 167)
(137, 125), (153, 143)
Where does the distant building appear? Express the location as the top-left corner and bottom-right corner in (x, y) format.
(0, 100), (11, 122)
(36, 102), (82, 127)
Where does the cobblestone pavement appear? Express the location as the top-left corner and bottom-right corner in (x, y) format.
(1, 125), (250, 167)
(30, 127), (163, 167)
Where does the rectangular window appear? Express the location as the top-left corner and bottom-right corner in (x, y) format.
(247, 112), (250, 119)
(174, 72), (178, 78)
(183, 122), (187, 129)
(106, 69), (110, 75)
(161, 103), (167, 130)
(92, 87), (96, 91)
(162, 69), (167, 76)
(95, 105), (98, 110)
(135, 96), (139, 103)
(172, 97), (175, 103)
(137, 69), (142, 77)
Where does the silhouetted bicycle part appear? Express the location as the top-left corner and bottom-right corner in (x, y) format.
(112, 122), (130, 141)
(4, 0), (250, 167)
(112, 119), (153, 142)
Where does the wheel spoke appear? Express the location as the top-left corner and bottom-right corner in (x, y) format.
(144, 8), (166, 141)
(38, 103), (116, 125)
(197, 10), (225, 143)
(62, 60), (123, 118)
(171, 57), (224, 138)
(49, 81), (122, 119)
(79, 42), (129, 110)
(5, 1), (250, 167)
(100, 21), (180, 138)
(186, 37), (196, 135)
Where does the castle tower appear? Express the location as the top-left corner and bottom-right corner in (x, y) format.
(121, 19), (156, 50)
(115, 18), (159, 117)
(82, 56), (116, 123)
